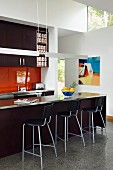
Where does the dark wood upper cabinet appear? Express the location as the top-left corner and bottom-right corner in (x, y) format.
(22, 25), (36, 51)
(0, 20), (37, 51)
(0, 21), (6, 47)
(5, 23), (22, 49)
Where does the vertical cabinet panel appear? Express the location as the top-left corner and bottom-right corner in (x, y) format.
(0, 54), (19, 66)
(5, 23), (22, 49)
(0, 54), (5, 66)
(4, 55), (20, 66)
(22, 26), (37, 51)
(0, 21), (6, 47)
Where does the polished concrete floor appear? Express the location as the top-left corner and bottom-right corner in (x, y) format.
(0, 121), (113, 170)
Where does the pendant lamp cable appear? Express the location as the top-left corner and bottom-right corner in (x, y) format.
(46, 0), (48, 53)
(36, 0), (39, 55)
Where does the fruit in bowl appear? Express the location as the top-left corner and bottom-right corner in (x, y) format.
(61, 87), (75, 97)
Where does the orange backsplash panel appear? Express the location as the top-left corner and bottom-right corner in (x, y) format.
(0, 67), (41, 93)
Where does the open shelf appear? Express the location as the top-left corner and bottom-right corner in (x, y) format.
(36, 28), (49, 68)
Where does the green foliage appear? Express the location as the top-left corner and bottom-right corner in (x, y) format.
(58, 59), (65, 82)
(107, 13), (113, 26)
(89, 7), (104, 16)
(88, 6), (113, 31)
(70, 81), (77, 88)
(88, 6), (104, 31)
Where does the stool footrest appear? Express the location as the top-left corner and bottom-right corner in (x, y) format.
(34, 143), (55, 148)
(57, 136), (65, 142)
(68, 132), (84, 138)
(24, 150), (41, 158)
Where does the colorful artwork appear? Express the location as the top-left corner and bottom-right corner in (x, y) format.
(78, 56), (100, 86)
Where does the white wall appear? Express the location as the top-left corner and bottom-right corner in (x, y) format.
(0, 0), (87, 32)
(41, 27), (58, 97)
(38, 0), (87, 32)
(59, 26), (113, 116)
(0, 0), (37, 24)
(65, 58), (78, 88)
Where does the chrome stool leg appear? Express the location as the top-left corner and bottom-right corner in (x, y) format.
(67, 117), (69, 142)
(38, 126), (43, 170)
(47, 123), (57, 157)
(55, 115), (58, 144)
(99, 111), (107, 137)
(91, 112), (95, 143)
(64, 117), (67, 152)
(76, 115), (85, 146)
(81, 110), (83, 131)
(89, 113), (91, 133)
(33, 126), (34, 155)
(22, 124), (25, 162)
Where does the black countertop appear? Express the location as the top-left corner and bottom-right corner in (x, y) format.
(0, 92), (106, 110)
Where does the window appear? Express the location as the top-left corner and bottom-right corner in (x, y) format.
(88, 6), (113, 31)
(58, 59), (65, 96)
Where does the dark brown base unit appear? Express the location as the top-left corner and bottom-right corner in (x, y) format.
(0, 95), (106, 158)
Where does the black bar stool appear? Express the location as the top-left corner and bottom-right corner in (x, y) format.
(81, 96), (107, 143)
(22, 103), (57, 170)
(55, 100), (85, 153)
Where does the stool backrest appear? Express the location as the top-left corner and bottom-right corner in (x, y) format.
(95, 96), (104, 111)
(68, 100), (81, 115)
(42, 103), (54, 123)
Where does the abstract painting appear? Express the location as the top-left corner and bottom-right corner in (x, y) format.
(78, 56), (100, 86)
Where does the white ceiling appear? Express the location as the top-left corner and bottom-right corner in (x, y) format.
(73, 0), (113, 14)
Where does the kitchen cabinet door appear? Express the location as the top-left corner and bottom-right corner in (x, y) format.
(0, 54), (22, 67)
(0, 54), (5, 66)
(0, 54), (19, 66)
(4, 55), (20, 66)
(0, 21), (6, 47)
(22, 25), (37, 51)
(5, 22), (22, 49)
(23, 56), (37, 67)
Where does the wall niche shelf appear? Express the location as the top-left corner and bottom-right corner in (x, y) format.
(36, 27), (49, 68)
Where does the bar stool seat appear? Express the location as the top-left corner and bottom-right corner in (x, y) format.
(25, 119), (45, 126)
(57, 111), (74, 117)
(22, 103), (57, 170)
(81, 96), (107, 143)
(55, 100), (85, 153)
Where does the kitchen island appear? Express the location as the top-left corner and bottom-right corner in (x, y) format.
(0, 92), (106, 158)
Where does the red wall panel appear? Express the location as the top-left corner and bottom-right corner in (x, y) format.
(0, 67), (41, 93)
